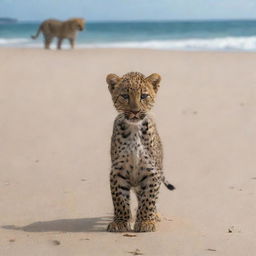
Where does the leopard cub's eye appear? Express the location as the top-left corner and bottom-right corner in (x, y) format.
(141, 94), (149, 100)
(121, 94), (129, 100)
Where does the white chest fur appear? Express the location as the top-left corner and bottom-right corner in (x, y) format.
(125, 120), (145, 185)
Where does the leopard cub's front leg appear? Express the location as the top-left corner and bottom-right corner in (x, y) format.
(107, 167), (131, 232)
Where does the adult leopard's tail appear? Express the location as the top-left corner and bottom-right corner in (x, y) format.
(31, 25), (42, 39)
(162, 176), (175, 190)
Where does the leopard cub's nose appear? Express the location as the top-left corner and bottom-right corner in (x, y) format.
(131, 110), (140, 115)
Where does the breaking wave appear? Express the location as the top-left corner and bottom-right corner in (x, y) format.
(0, 38), (30, 45)
(77, 36), (256, 51)
(1, 36), (256, 51)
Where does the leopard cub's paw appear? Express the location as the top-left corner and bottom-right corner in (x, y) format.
(107, 221), (131, 232)
(134, 220), (157, 232)
(155, 213), (162, 222)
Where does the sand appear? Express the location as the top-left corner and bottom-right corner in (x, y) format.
(0, 48), (256, 256)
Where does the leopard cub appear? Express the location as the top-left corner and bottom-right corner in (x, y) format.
(106, 72), (174, 232)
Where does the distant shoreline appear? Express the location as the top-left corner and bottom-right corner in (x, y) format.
(0, 17), (18, 24)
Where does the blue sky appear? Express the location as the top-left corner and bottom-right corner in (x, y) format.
(0, 0), (255, 21)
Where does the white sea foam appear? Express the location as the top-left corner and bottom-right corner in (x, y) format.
(0, 38), (30, 45)
(1, 36), (256, 51)
(77, 36), (256, 51)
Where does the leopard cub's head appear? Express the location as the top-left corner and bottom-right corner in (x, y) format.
(106, 72), (161, 122)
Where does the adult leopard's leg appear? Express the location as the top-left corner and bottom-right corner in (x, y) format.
(57, 37), (63, 50)
(69, 38), (75, 49)
(107, 167), (131, 232)
(134, 170), (161, 232)
(44, 35), (52, 49)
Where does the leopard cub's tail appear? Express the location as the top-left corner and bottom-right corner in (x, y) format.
(162, 176), (175, 191)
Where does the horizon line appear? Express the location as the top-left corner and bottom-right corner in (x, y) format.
(15, 18), (256, 23)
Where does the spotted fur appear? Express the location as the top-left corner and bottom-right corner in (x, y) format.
(106, 72), (175, 232)
(31, 18), (85, 49)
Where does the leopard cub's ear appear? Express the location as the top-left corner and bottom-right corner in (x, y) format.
(106, 74), (121, 93)
(146, 73), (161, 93)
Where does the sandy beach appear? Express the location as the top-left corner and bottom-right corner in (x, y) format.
(0, 48), (256, 256)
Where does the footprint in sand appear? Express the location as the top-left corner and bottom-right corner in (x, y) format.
(128, 249), (143, 255)
(51, 240), (61, 246)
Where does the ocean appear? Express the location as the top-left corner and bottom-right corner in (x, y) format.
(1, 20), (256, 51)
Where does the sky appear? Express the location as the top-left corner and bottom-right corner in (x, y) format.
(0, 0), (255, 21)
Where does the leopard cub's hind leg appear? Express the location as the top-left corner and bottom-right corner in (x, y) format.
(107, 167), (132, 232)
(134, 169), (161, 232)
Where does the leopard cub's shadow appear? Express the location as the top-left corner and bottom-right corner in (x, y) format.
(2, 216), (111, 233)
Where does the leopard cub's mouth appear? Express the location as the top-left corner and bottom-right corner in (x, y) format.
(124, 111), (146, 122)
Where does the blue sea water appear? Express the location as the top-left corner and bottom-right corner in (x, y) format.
(1, 20), (256, 51)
